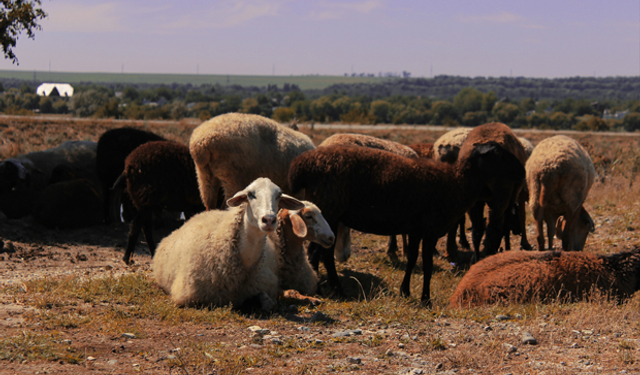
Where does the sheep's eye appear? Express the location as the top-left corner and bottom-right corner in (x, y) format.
(304, 214), (313, 220)
(247, 192), (255, 199)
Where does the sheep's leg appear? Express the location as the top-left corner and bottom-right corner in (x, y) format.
(140, 209), (156, 256)
(533, 205), (545, 250)
(400, 234), (421, 297)
(468, 201), (486, 263)
(123, 209), (147, 265)
(318, 226), (344, 296)
(560, 210), (578, 250)
(517, 195), (532, 250)
(544, 211), (557, 250)
(420, 236), (437, 307)
(195, 162), (221, 210)
(458, 215), (470, 249)
(503, 224), (511, 251)
(387, 235), (400, 263)
(444, 229), (458, 263)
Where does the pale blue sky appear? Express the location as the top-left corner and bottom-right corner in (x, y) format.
(1, 0), (639, 78)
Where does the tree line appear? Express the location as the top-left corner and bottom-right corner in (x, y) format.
(2, 75), (640, 132)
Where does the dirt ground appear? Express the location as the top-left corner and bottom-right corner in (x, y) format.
(1, 117), (640, 374)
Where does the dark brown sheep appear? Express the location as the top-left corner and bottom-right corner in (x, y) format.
(450, 249), (640, 307)
(96, 127), (165, 224)
(408, 143), (434, 159)
(461, 123), (531, 262)
(114, 141), (204, 265)
(289, 142), (525, 305)
(33, 178), (103, 229)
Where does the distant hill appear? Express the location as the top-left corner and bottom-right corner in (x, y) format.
(0, 70), (390, 91)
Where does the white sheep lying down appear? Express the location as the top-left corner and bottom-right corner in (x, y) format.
(152, 177), (305, 309)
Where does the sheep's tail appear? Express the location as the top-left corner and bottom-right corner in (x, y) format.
(110, 173), (127, 223)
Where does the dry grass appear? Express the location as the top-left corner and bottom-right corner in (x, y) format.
(1, 116), (640, 373)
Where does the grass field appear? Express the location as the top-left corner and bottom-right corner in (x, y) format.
(0, 117), (640, 374)
(0, 69), (392, 90)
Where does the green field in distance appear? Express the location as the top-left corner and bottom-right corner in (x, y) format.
(0, 70), (393, 90)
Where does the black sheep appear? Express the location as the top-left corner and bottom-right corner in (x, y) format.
(113, 141), (204, 265)
(96, 127), (164, 223)
(288, 142), (525, 306)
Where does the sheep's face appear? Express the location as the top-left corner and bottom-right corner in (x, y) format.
(290, 201), (335, 248)
(556, 206), (594, 251)
(228, 177), (304, 233)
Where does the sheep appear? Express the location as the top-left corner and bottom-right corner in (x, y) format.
(152, 177), (305, 309)
(518, 137), (534, 157)
(409, 143), (434, 159)
(320, 133), (419, 158)
(0, 141), (98, 219)
(270, 200), (335, 296)
(189, 113), (315, 210)
(318, 133), (418, 264)
(96, 127), (164, 223)
(31, 165), (103, 229)
(526, 135), (595, 251)
(432, 127), (472, 163)
(288, 142), (525, 305)
(462, 123), (531, 262)
(112, 141), (205, 265)
(449, 249), (640, 307)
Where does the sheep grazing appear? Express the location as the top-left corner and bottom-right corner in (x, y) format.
(153, 177), (305, 310)
(289, 142), (525, 305)
(450, 249), (640, 307)
(96, 127), (165, 223)
(432, 127), (472, 163)
(462, 123), (530, 262)
(0, 141), (98, 219)
(270, 200), (335, 296)
(318, 133), (418, 264)
(189, 113), (315, 210)
(526, 135), (595, 251)
(113, 141), (205, 265)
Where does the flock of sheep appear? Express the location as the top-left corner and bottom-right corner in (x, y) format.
(0, 112), (638, 311)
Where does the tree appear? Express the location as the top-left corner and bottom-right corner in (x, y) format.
(0, 1), (47, 64)
(453, 87), (483, 115)
(623, 112), (640, 132)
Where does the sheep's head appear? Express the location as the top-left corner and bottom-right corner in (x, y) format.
(555, 206), (595, 251)
(287, 201), (335, 248)
(227, 177), (304, 233)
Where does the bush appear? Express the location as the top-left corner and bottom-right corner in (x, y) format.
(272, 107), (295, 123)
(461, 111), (488, 126)
(370, 100), (391, 124)
(70, 89), (109, 117)
(623, 112), (640, 132)
(574, 115), (609, 131)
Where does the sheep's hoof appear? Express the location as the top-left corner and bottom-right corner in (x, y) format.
(521, 243), (533, 251)
(258, 291), (277, 312)
(387, 252), (400, 265)
(420, 298), (432, 308)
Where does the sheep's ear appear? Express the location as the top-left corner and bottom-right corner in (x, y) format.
(227, 192), (247, 207)
(290, 213), (307, 238)
(6, 159), (28, 180)
(279, 194), (305, 210)
(555, 216), (565, 237)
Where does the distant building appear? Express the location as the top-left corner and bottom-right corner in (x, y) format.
(36, 83), (74, 97)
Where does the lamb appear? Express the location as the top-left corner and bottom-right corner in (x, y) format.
(152, 177), (305, 309)
(462, 123), (531, 262)
(189, 113), (315, 210)
(0, 141), (98, 219)
(449, 249), (640, 307)
(96, 127), (164, 223)
(288, 142), (525, 305)
(112, 141), (205, 265)
(318, 133), (418, 264)
(526, 135), (595, 251)
(270, 200), (335, 296)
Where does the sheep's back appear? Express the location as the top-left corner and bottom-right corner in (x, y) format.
(189, 113), (315, 195)
(450, 251), (612, 307)
(458, 123), (527, 165)
(320, 133), (418, 158)
(525, 135), (595, 211)
(432, 128), (472, 163)
(152, 206), (246, 306)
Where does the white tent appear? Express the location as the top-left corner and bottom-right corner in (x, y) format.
(36, 83), (74, 97)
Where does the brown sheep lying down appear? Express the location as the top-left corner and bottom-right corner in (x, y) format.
(450, 249), (640, 307)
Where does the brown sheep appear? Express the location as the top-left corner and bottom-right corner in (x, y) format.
(450, 249), (640, 307)
(526, 135), (595, 251)
(462, 123), (531, 262)
(289, 142), (525, 305)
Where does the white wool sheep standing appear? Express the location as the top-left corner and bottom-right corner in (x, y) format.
(152, 177), (304, 310)
(189, 113), (315, 210)
(432, 127), (473, 163)
(526, 135), (596, 251)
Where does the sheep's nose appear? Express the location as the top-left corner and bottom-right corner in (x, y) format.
(327, 235), (335, 244)
(261, 215), (277, 227)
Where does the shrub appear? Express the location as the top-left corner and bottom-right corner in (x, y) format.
(272, 107), (295, 123)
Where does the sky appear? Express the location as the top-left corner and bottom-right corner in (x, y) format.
(0, 0), (639, 78)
